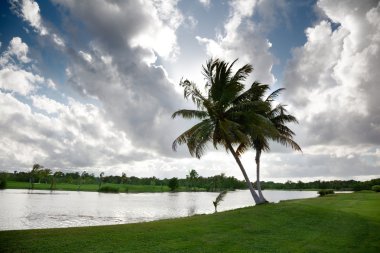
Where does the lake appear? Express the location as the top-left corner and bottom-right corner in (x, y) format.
(0, 189), (318, 231)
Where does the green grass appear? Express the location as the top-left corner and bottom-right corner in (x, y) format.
(0, 192), (379, 252)
(5, 181), (177, 193)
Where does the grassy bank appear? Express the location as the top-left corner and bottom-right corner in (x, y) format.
(1, 192), (379, 252)
(5, 181), (186, 193)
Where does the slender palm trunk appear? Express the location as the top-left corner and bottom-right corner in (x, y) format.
(227, 143), (261, 204)
(255, 149), (267, 202)
(213, 202), (217, 213)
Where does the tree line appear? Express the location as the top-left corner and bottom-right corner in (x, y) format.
(0, 166), (378, 192)
(260, 178), (380, 191)
(0, 166), (246, 191)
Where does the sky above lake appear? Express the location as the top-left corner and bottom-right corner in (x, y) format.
(1, 0), (379, 182)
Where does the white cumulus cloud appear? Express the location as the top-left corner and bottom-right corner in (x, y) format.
(196, 0), (276, 85)
(283, 0), (380, 146)
(10, 0), (48, 35)
(0, 92), (150, 170)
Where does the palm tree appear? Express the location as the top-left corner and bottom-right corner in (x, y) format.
(121, 172), (127, 184)
(29, 164), (43, 189)
(172, 58), (274, 204)
(213, 190), (227, 212)
(40, 168), (52, 184)
(99, 172), (104, 190)
(77, 171), (87, 191)
(237, 88), (302, 202)
(188, 169), (199, 190)
(50, 171), (64, 190)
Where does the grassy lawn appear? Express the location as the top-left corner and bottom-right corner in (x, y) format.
(0, 192), (379, 252)
(5, 181), (185, 193)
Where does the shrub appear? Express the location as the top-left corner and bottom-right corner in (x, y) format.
(0, 179), (6, 189)
(168, 177), (179, 191)
(372, 185), (380, 192)
(0, 173), (7, 189)
(98, 185), (119, 193)
(318, 189), (335, 196)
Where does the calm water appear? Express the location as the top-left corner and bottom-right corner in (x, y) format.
(0, 189), (318, 231)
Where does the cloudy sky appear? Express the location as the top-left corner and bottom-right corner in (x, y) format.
(0, 0), (379, 182)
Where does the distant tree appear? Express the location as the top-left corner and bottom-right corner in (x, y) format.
(0, 172), (7, 189)
(213, 191), (227, 212)
(40, 168), (52, 184)
(121, 172), (127, 184)
(99, 172), (105, 190)
(372, 185), (380, 192)
(50, 171), (64, 190)
(168, 177), (179, 192)
(30, 164), (43, 189)
(77, 171), (87, 191)
(187, 169), (199, 190)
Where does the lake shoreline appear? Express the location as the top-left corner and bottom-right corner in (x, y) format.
(0, 192), (378, 252)
(0, 189), (319, 231)
(3, 180), (348, 193)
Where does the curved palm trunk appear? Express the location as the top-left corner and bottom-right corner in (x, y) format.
(227, 143), (261, 204)
(255, 149), (267, 202)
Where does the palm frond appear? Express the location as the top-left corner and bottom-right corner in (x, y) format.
(230, 63), (253, 84)
(180, 79), (207, 109)
(172, 109), (208, 119)
(236, 142), (250, 157)
(172, 119), (214, 158)
(215, 190), (227, 204)
(233, 81), (269, 104)
(266, 88), (285, 102)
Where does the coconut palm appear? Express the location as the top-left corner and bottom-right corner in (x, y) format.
(29, 164), (43, 189)
(172, 58), (274, 204)
(237, 88), (302, 202)
(213, 190), (227, 212)
(188, 169), (199, 190)
(50, 171), (64, 190)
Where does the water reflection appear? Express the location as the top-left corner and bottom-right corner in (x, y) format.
(0, 189), (318, 231)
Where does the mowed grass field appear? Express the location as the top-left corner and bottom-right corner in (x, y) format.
(5, 181), (175, 193)
(0, 192), (379, 253)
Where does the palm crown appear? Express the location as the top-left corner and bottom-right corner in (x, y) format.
(172, 58), (278, 203)
(172, 58), (272, 158)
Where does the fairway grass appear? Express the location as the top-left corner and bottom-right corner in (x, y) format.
(0, 192), (379, 252)
(5, 181), (175, 193)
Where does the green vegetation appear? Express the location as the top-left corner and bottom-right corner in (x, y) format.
(2, 168), (247, 192)
(238, 86), (302, 202)
(318, 189), (335, 196)
(0, 173), (7, 189)
(260, 178), (380, 191)
(5, 181), (172, 193)
(172, 58), (285, 204)
(168, 177), (179, 191)
(372, 185), (380, 192)
(186, 169), (199, 190)
(0, 192), (379, 252)
(3, 170), (380, 193)
(212, 190), (227, 212)
(98, 185), (119, 193)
